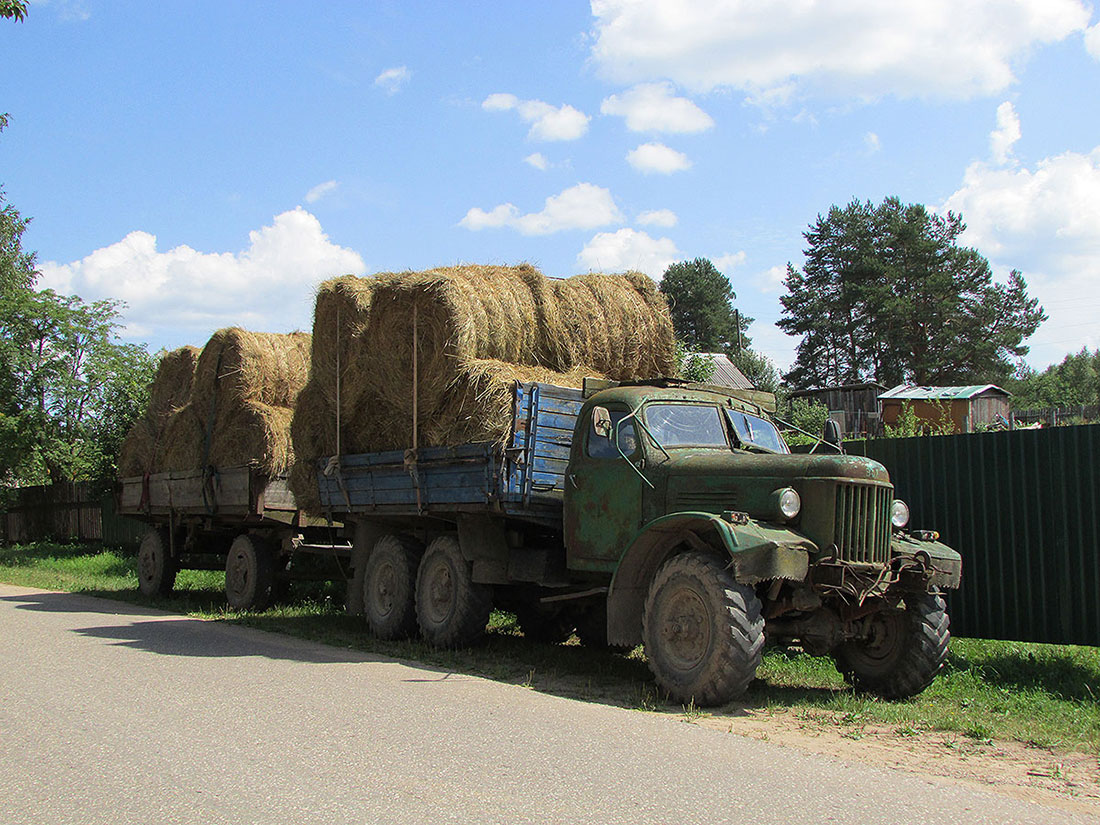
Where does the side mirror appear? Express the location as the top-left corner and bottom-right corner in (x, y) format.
(823, 419), (842, 448)
(592, 406), (612, 439)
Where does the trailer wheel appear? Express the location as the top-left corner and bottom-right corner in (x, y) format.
(137, 528), (177, 597)
(225, 534), (275, 611)
(363, 534), (422, 639)
(642, 552), (764, 706)
(416, 536), (492, 648)
(833, 593), (950, 699)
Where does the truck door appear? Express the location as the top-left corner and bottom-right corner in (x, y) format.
(564, 406), (645, 573)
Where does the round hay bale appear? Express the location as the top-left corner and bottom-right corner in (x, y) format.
(191, 328), (311, 410)
(158, 404), (205, 471)
(210, 401), (296, 475)
(117, 345), (201, 477)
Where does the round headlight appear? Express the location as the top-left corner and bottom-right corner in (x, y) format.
(891, 499), (910, 529)
(777, 487), (801, 520)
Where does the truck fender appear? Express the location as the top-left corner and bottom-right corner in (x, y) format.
(605, 512), (816, 648)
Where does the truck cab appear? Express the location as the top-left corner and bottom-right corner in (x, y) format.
(564, 380), (961, 705)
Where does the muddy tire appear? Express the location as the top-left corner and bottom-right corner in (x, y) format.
(415, 536), (492, 648)
(833, 592), (950, 699)
(363, 534), (422, 640)
(225, 534), (275, 610)
(514, 602), (575, 645)
(642, 552), (764, 706)
(137, 528), (177, 597)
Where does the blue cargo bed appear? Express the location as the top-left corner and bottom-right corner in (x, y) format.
(317, 381), (584, 526)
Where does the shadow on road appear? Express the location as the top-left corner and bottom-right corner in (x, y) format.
(1, 587), (843, 718)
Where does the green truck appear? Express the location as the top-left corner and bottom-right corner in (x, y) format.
(315, 377), (961, 706)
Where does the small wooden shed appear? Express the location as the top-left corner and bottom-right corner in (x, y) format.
(787, 383), (886, 437)
(878, 385), (1011, 434)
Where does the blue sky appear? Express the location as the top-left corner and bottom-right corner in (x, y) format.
(3, 0), (1100, 375)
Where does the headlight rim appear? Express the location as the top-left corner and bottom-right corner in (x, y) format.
(775, 487), (801, 521)
(891, 498), (911, 530)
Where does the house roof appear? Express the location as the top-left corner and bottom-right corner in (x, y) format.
(696, 353), (754, 390)
(878, 384), (1011, 401)
(789, 382), (887, 398)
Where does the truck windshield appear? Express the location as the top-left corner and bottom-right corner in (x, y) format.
(644, 404), (729, 448)
(726, 410), (790, 454)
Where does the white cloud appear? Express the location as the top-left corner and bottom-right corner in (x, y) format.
(37, 208), (366, 341)
(577, 228), (680, 278)
(990, 101), (1021, 165)
(757, 264), (789, 294)
(524, 152), (549, 170)
(636, 209), (678, 228)
(714, 252), (747, 274)
(1086, 23), (1100, 58)
(459, 183), (623, 235)
(374, 66), (411, 95)
(940, 146), (1100, 366)
(305, 180), (339, 203)
(865, 132), (882, 153)
(481, 93), (590, 141)
(626, 142), (691, 174)
(600, 82), (714, 133)
(590, 0), (1091, 103)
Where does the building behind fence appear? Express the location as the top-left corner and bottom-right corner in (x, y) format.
(0, 482), (146, 550)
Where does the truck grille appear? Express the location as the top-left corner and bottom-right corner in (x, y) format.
(834, 483), (892, 565)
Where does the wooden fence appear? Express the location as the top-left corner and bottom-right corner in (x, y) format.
(1010, 404), (1100, 427)
(0, 482), (147, 549)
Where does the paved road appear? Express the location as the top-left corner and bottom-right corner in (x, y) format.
(1, 584), (1097, 825)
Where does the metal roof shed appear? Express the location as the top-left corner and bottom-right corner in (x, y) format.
(878, 385), (1011, 433)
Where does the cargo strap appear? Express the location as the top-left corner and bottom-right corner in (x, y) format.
(404, 448), (423, 514)
(323, 455), (352, 510)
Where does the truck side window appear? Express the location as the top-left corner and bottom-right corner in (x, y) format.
(587, 410), (639, 459)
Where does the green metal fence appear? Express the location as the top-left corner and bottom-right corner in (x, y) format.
(845, 424), (1100, 646)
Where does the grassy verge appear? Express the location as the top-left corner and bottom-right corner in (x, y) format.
(3, 541), (1098, 755)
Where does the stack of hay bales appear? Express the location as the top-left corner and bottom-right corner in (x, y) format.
(117, 345), (201, 477)
(288, 263), (676, 511)
(287, 276), (378, 512)
(120, 329), (310, 479)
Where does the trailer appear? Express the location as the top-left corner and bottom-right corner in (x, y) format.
(118, 465), (349, 608)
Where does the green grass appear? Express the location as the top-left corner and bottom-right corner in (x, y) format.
(3, 541), (1099, 754)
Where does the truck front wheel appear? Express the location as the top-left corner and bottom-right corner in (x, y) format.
(642, 552), (764, 706)
(363, 534), (422, 639)
(832, 593), (950, 699)
(225, 534), (275, 610)
(137, 528), (177, 597)
(416, 536), (492, 648)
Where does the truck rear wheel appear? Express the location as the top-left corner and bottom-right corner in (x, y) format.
(137, 528), (177, 597)
(642, 552), (764, 706)
(225, 534), (275, 610)
(363, 534), (422, 639)
(833, 592), (950, 699)
(416, 536), (492, 648)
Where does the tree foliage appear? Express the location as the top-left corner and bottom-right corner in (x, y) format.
(1, 120), (155, 487)
(660, 257), (751, 352)
(0, 1), (28, 22)
(1007, 348), (1100, 411)
(778, 197), (1046, 389)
